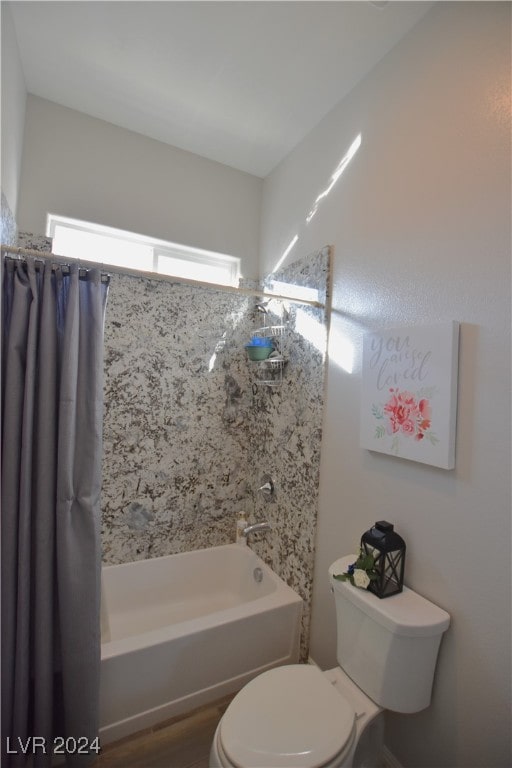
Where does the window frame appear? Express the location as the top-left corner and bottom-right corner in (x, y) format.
(46, 214), (241, 287)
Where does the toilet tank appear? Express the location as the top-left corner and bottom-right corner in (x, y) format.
(329, 555), (450, 713)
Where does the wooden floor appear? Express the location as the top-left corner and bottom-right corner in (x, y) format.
(93, 694), (389, 768)
(94, 695), (234, 768)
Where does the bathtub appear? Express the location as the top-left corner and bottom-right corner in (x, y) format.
(99, 543), (303, 744)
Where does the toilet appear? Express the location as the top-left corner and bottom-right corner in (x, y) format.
(210, 554), (450, 768)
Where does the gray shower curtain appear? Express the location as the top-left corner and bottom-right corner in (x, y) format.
(1, 255), (109, 767)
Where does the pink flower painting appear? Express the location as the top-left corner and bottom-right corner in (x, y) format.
(362, 322), (459, 468)
(372, 387), (438, 451)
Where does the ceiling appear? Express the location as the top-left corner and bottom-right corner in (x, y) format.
(9, 1), (434, 178)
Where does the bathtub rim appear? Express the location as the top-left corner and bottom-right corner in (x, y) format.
(101, 543), (303, 660)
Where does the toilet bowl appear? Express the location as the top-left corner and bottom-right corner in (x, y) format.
(210, 553), (450, 768)
(209, 664), (383, 768)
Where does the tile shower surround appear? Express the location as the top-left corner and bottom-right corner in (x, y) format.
(14, 234), (330, 658)
(1, 192), (18, 245)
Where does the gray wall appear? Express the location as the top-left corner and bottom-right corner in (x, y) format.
(17, 95), (262, 279)
(260, 3), (511, 767)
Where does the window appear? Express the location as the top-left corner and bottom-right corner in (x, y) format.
(46, 214), (241, 287)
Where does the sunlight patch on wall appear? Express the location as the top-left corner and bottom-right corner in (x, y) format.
(306, 134), (362, 224)
(208, 334), (227, 372)
(295, 308), (327, 356)
(271, 234), (299, 273)
(328, 325), (355, 374)
(268, 281), (320, 305)
(207, 300), (250, 372)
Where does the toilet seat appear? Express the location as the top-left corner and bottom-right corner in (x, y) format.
(219, 665), (356, 768)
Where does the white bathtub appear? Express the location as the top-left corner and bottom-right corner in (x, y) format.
(99, 543), (302, 744)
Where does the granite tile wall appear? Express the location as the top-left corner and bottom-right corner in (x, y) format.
(101, 275), (255, 562)
(1, 191), (17, 245)
(15, 233), (330, 658)
(246, 248), (330, 658)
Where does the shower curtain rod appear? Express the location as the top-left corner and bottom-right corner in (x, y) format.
(1, 244), (325, 308)
(3, 245), (111, 284)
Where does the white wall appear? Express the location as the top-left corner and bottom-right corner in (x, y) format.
(17, 96), (262, 278)
(1, 1), (27, 218)
(261, 3), (510, 767)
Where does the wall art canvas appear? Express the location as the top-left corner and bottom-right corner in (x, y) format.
(360, 321), (460, 469)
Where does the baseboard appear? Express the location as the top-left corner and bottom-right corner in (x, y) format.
(381, 745), (403, 768)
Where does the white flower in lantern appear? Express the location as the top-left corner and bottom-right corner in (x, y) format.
(353, 568), (370, 589)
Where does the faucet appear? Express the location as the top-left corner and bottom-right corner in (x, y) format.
(242, 521), (272, 538)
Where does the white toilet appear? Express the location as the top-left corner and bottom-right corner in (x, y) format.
(210, 554), (450, 768)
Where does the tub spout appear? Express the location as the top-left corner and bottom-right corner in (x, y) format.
(242, 522), (272, 538)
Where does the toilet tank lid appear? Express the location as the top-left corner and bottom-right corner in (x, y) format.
(329, 555), (450, 638)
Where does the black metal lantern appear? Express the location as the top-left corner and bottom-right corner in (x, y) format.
(360, 521), (406, 599)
